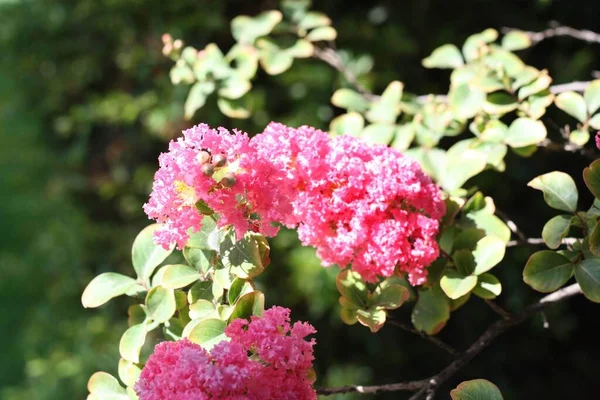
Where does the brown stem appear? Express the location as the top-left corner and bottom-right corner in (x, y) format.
(316, 283), (582, 397)
(387, 319), (461, 357)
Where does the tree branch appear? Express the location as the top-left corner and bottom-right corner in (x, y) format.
(316, 283), (583, 398)
(506, 237), (579, 247)
(388, 319), (461, 357)
(503, 24), (600, 45)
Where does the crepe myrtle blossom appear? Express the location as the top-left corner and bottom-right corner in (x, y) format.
(144, 122), (445, 285)
(135, 307), (317, 400)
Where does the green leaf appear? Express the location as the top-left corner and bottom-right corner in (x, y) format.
(306, 26), (337, 41)
(450, 293), (471, 311)
(501, 30), (532, 51)
(440, 270), (478, 299)
(448, 83), (485, 120)
(584, 80), (600, 115)
(340, 307), (358, 325)
(555, 91), (588, 122)
(146, 286), (176, 323)
(356, 308), (387, 333)
(584, 159), (600, 199)
(483, 92), (518, 116)
(186, 318), (227, 350)
(183, 247), (213, 274)
(331, 88), (370, 112)
(411, 287), (450, 335)
(231, 11), (282, 44)
(528, 171), (578, 212)
(373, 284), (409, 309)
(218, 75), (251, 100)
(161, 264), (201, 289)
(453, 249), (476, 276)
(472, 273), (502, 299)
(221, 234), (265, 279)
(361, 123), (395, 145)
(505, 117), (547, 148)
(228, 291), (265, 322)
(82, 273), (138, 308)
(466, 212), (511, 244)
(518, 72), (552, 100)
(569, 129), (590, 146)
(422, 44), (464, 69)
(590, 222), (600, 256)
(298, 11), (331, 30)
(451, 379), (504, 400)
(336, 270), (368, 308)
(462, 29), (498, 62)
(589, 114), (600, 130)
(365, 81), (403, 124)
(186, 216), (217, 249)
(217, 95), (251, 119)
(118, 359), (141, 388)
(574, 258), (600, 302)
(226, 44), (259, 79)
(132, 224), (174, 283)
(512, 66), (540, 91)
(188, 281), (213, 303)
(189, 299), (217, 320)
(542, 215), (572, 249)
(472, 236), (506, 275)
(119, 324), (147, 363)
(184, 81), (214, 119)
(329, 112), (365, 136)
(511, 144), (538, 157)
(390, 123), (415, 151)
(228, 278), (255, 305)
(523, 250), (574, 293)
(87, 372), (128, 399)
(439, 145), (487, 192)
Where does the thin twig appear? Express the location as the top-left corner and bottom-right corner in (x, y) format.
(316, 283), (582, 397)
(506, 237), (579, 247)
(484, 299), (512, 319)
(495, 209), (527, 243)
(503, 24), (600, 45)
(388, 319), (461, 357)
(538, 138), (596, 160)
(312, 47), (376, 100)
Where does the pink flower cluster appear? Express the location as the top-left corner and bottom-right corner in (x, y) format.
(145, 122), (445, 285)
(135, 307), (317, 400)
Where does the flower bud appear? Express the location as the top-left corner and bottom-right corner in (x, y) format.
(221, 172), (236, 187)
(201, 163), (215, 177)
(212, 154), (227, 167)
(197, 150), (211, 164)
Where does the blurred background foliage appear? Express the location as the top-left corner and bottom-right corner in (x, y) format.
(1, 0), (600, 399)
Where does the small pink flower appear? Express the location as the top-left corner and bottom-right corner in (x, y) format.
(595, 132), (600, 150)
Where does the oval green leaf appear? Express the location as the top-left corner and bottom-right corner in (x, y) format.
(82, 273), (138, 308)
(555, 91), (588, 122)
(146, 286), (177, 323)
(187, 318), (228, 350)
(542, 215), (572, 249)
(132, 224), (174, 283)
(451, 379), (504, 400)
(440, 270), (478, 299)
(473, 236), (506, 275)
(523, 250), (574, 293)
(411, 287), (450, 335)
(87, 372), (128, 399)
(161, 264), (201, 289)
(574, 258), (600, 302)
(505, 117), (547, 148)
(119, 324), (147, 363)
(422, 44), (464, 69)
(228, 290), (265, 323)
(472, 273), (502, 299)
(583, 159), (600, 200)
(528, 171), (578, 212)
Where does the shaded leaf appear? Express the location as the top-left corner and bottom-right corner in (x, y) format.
(411, 287), (450, 335)
(542, 215), (572, 249)
(523, 250), (573, 292)
(472, 273), (502, 299)
(584, 159), (600, 199)
(82, 273), (138, 308)
(528, 171), (578, 212)
(451, 379), (504, 400)
(574, 258), (600, 302)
